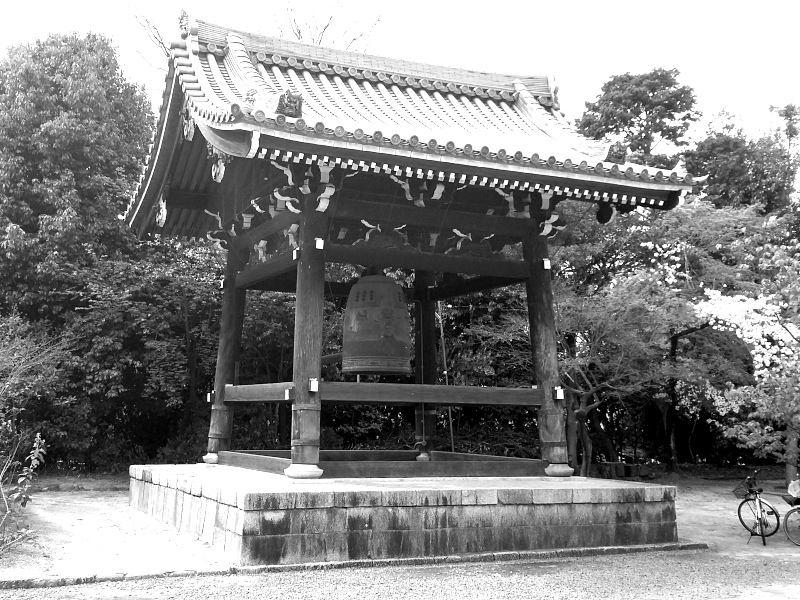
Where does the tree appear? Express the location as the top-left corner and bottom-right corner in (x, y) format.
(705, 210), (800, 483)
(684, 112), (798, 213)
(0, 33), (153, 321)
(0, 34), (156, 466)
(577, 68), (699, 167)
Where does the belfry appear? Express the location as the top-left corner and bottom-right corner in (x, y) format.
(127, 12), (690, 564)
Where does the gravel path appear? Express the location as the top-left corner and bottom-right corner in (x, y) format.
(3, 550), (800, 600)
(1, 475), (799, 599)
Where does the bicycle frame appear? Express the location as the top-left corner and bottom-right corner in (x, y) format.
(737, 470), (780, 546)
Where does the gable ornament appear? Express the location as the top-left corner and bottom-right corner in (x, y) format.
(605, 141), (628, 165)
(234, 89), (303, 122)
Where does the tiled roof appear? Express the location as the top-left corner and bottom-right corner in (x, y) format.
(177, 15), (693, 184)
(126, 13), (693, 236)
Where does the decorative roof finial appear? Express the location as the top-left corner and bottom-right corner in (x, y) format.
(277, 90), (303, 118)
(605, 141), (628, 165)
(179, 10), (190, 39)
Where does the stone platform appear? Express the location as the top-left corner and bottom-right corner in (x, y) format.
(129, 464), (678, 566)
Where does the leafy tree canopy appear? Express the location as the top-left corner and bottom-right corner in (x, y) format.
(0, 33), (153, 321)
(577, 68), (699, 166)
(684, 110), (798, 213)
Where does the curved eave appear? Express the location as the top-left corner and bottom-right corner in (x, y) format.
(199, 120), (692, 201)
(127, 67), (184, 237)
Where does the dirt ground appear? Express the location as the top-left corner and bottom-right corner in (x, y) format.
(1, 467), (799, 582)
(0, 472), (232, 580)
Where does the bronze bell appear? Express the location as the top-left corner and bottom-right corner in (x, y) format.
(342, 275), (412, 374)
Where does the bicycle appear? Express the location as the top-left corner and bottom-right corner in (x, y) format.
(733, 469), (780, 546)
(782, 478), (800, 546)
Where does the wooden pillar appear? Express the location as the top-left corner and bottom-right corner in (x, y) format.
(285, 199), (328, 479)
(413, 270), (438, 454)
(522, 225), (573, 477)
(203, 244), (248, 464)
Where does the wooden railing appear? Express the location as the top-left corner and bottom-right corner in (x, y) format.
(222, 381), (543, 406)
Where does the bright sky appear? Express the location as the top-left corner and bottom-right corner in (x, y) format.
(2, 0), (799, 143)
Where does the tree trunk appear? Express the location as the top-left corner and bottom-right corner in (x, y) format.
(664, 324), (708, 471)
(278, 402), (291, 447)
(656, 398), (678, 471)
(589, 408), (618, 462)
(579, 419), (593, 477)
(666, 398), (678, 470)
(786, 429), (799, 487)
(565, 392), (579, 470)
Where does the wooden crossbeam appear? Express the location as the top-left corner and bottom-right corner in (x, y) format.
(329, 198), (536, 239)
(233, 211), (301, 248)
(243, 274), (355, 297)
(424, 276), (527, 300)
(236, 245), (528, 288)
(235, 252), (297, 289)
(324, 244), (530, 278)
(223, 381), (543, 406)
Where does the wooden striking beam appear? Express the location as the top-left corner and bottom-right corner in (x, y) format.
(321, 352), (343, 366)
(243, 274), (355, 298)
(424, 276), (527, 300)
(324, 244), (530, 279)
(224, 382), (544, 406)
(235, 251), (298, 289)
(330, 198), (536, 239)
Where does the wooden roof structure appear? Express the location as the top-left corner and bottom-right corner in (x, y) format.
(126, 12), (693, 251)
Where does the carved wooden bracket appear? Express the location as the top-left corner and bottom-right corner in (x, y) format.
(182, 109), (195, 142)
(207, 143), (231, 183)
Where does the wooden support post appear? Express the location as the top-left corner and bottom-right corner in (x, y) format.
(203, 244), (248, 464)
(523, 226), (573, 477)
(285, 199), (328, 479)
(413, 271), (438, 456)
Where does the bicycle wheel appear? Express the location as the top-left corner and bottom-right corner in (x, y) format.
(738, 498), (780, 537)
(784, 507), (800, 546)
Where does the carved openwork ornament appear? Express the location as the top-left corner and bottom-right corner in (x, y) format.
(206, 229), (231, 251)
(155, 194), (167, 228)
(596, 202), (618, 224)
(182, 109), (195, 142)
(207, 143), (231, 183)
(539, 212), (566, 238)
(352, 222), (414, 252)
(234, 89), (303, 121)
(605, 141), (628, 164)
